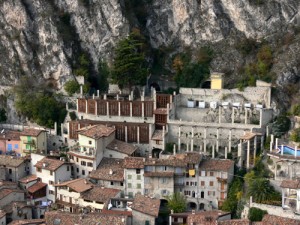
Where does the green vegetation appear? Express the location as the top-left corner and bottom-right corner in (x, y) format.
(290, 128), (300, 142)
(173, 47), (212, 88)
(291, 104), (300, 116)
(166, 192), (187, 213)
(235, 38), (257, 56)
(97, 60), (110, 93)
(74, 53), (90, 79)
(272, 115), (291, 137)
(64, 80), (80, 96)
(111, 30), (148, 89)
(69, 111), (77, 121)
(248, 207), (267, 222)
(0, 108), (7, 122)
(14, 77), (67, 128)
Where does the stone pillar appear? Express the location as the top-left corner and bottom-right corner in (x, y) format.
(204, 128), (207, 153)
(61, 123), (64, 138)
(212, 145), (215, 158)
(245, 108), (248, 124)
(104, 94), (107, 100)
(261, 136), (264, 150)
(281, 145), (284, 155)
(92, 94), (95, 99)
(130, 102), (132, 117)
(270, 142), (273, 152)
(95, 100), (98, 115)
(116, 94), (119, 100)
(247, 140), (250, 169)
(254, 136), (257, 161)
(106, 102), (109, 116)
(225, 147), (228, 159)
(142, 102), (144, 118)
(173, 144), (176, 156)
(178, 126), (181, 151)
(218, 106), (222, 124)
(162, 126), (165, 148)
(54, 122), (57, 136)
(259, 108), (263, 126)
(76, 98), (79, 111)
(149, 124), (152, 141)
(118, 102), (121, 116)
(137, 126), (140, 144)
(97, 90), (99, 97)
(80, 85), (83, 97)
(228, 129), (232, 153)
(186, 141), (189, 152)
(216, 128), (219, 152)
(271, 134), (274, 144)
(275, 138), (278, 150)
(125, 126), (128, 143)
(85, 99), (88, 114)
(66, 102), (69, 111)
(231, 108), (235, 124)
(167, 104), (170, 123)
(191, 127), (194, 152)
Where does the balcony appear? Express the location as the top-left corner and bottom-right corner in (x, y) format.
(68, 145), (96, 159)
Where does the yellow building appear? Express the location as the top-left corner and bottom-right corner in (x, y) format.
(20, 129), (47, 155)
(210, 72), (224, 90)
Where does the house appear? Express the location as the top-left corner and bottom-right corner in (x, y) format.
(0, 155), (30, 182)
(260, 214), (300, 225)
(34, 157), (72, 202)
(105, 139), (138, 159)
(18, 175), (39, 190)
(0, 189), (25, 208)
(20, 129), (47, 155)
(89, 158), (124, 190)
(2, 201), (33, 223)
(131, 194), (160, 225)
(45, 211), (128, 225)
(0, 130), (21, 156)
(68, 125), (115, 178)
(0, 210), (5, 225)
(8, 219), (45, 225)
(280, 179), (300, 213)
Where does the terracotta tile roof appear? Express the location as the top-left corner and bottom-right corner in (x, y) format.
(89, 158), (124, 182)
(0, 189), (23, 200)
(172, 152), (203, 165)
(19, 175), (38, 183)
(200, 159), (234, 172)
(123, 157), (145, 169)
(102, 209), (132, 217)
(0, 130), (21, 140)
(0, 155), (26, 167)
(106, 139), (138, 155)
(2, 201), (29, 214)
(131, 194), (160, 217)
(21, 128), (46, 137)
(0, 210), (5, 219)
(81, 186), (120, 204)
(144, 171), (174, 177)
(144, 157), (186, 167)
(280, 179), (300, 189)
(187, 210), (230, 225)
(151, 130), (165, 141)
(8, 219), (45, 225)
(35, 157), (67, 171)
(27, 182), (47, 194)
(261, 214), (300, 225)
(55, 178), (92, 193)
(0, 180), (17, 188)
(78, 125), (115, 139)
(45, 211), (127, 225)
(218, 219), (251, 225)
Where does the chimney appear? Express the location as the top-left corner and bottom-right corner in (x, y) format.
(173, 144), (176, 156)
(109, 169), (113, 175)
(192, 210), (195, 214)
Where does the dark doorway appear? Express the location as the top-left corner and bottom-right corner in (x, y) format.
(150, 82), (161, 92)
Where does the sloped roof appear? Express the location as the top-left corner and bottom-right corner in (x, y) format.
(78, 125), (115, 139)
(19, 175), (38, 184)
(27, 182), (47, 194)
(21, 129), (46, 137)
(280, 179), (300, 189)
(106, 139), (138, 156)
(81, 187), (120, 204)
(35, 157), (68, 171)
(131, 194), (160, 217)
(200, 159), (234, 172)
(0, 155), (26, 167)
(55, 178), (92, 193)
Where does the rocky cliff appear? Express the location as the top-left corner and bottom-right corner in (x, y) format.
(0, 0), (299, 90)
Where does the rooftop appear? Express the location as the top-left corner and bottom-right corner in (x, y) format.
(45, 211), (127, 225)
(151, 130), (165, 141)
(78, 125), (115, 139)
(199, 159), (234, 172)
(144, 171), (174, 177)
(0, 155), (26, 167)
(8, 219), (45, 225)
(261, 214), (300, 225)
(81, 186), (120, 204)
(186, 210), (231, 225)
(131, 194), (160, 217)
(218, 219), (251, 225)
(2, 201), (29, 214)
(0, 189), (23, 200)
(19, 175), (38, 184)
(123, 157), (144, 169)
(35, 157), (69, 172)
(21, 128), (46, 137)
(106, 139), (138, 156)
(27, 182), (47, 194)
(0, 130), (21, 140)
(89, 158), (124, 182)
(55, 178), (92, 193)
(280, 179), (300, 189)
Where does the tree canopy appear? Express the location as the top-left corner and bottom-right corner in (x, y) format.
(111, 31), (148, 89)
(166, 192), (187, 213)
(248, 207), (267, 222)
(0, 108), (6, 123)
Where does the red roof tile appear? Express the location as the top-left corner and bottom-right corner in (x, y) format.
(200, 159), (234, 172)
(131, 194), (160, 217)
(78, 125), (115, 139)
(27, 182), (47, 194)
(35, 157), (68, 171)
(106, 139), (138, 155)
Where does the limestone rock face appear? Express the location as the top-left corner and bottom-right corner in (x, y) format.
(0, 0), (299, 89)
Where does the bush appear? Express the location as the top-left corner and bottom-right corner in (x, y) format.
(0, 108), (7, 122)
(267, 158), (273, 165)
(291, 104), (300, 116)
(248, 207), (267, 222)
(64, 80), (80, 96)
(69, 112), (77, 121)
(290, 128), (300, 142)
(272, 115), (291, 137)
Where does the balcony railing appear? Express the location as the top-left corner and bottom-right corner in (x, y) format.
(68, 146), (96, 158)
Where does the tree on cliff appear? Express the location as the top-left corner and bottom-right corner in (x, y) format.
(111, 30), (148, 89)
(166, 192), (187, 213)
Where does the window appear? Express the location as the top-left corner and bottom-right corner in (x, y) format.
(49, 190), (54, 195)
(210, 171), (214, 176)
(76, 168), (79, 173)
(67, 166), (69, 171)
(49, 181), (54, 185)
(8, 169), (12, 174)
(145, 220), (150, 225)
(128, 192), (133, 198)
(37, 168), (41, 172)
(137, 175), (141, 180)
(81, 161), (86, 166)
(186, 181), (189, 186)
(76, 158), (78, 162)
(210, 181), (214, 186)
(136, 169), (141, 174)
(69, 155), (74, 160)
(14, 144), (19, 149)
(87, 162), (93, 167)
(82, 170), (85, 175)
(200, 171), (205, 176)
(128, 183), (132, 188)
(137, 183), (141, 189)
(201, 181), (205, 186)
(26, 144), (30, 150)
(121, 182), (124, 186)
(128, 175), (132, 179)
(110, 181), (114, 186)
(161, 178), (167, 184)
(50, 171), (53, 176)
(89, 140), (92, 145)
